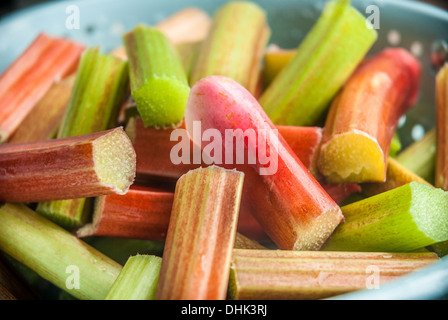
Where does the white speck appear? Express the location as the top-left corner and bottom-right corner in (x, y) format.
(410, 41), (424, 57)
(411, 124), (425, 141)
(398, 115), (406, 128)
(387, 30), (401, 46)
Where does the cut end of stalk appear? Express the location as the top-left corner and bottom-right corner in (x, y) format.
(324, 182), (448, 252)
(133, 76), (190, 128)
(293, 206), (344, 251)
(410, 182), (448, 243)
(93, 128), (136, 194)
(319, 130), (385, 183)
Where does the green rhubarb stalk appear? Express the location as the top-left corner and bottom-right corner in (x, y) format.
(390, 132), (402, 158)
(189, 1), (270, 96)
(0, 203), (122, 300)
(36, 47), (129, 230)
(105, 255), (161, 300)
(259, 0), (377, 126)
(323, 182), (448, 252)
(123, 24), (190, 127)
(176, 41), (202, 80)
(396, 128), (436, 183)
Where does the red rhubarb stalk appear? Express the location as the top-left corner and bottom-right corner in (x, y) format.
(184, 76), (343, 250)
(0, 33), (84, 142)
(0, 127), (136, 203)
(76, 185), (174, 241)
(318, 48), (421, 183)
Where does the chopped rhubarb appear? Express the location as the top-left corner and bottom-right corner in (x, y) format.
(184, 76), (343, 250)
(0, 128), (136, 203)
(318, 48), (421, 183)
(155, 166), (244, 300)
(0, 33), (84, 142)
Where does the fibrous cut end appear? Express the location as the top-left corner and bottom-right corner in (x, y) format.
(319, 130), (385, 183)
(133, 76), (190, 128)
(293, 206), (344, 251)
(410, 182), (448, 243)
(93, 128), (136, 194)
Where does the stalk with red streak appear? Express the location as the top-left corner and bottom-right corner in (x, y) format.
(184, 75), (344, 250)
(0, 33), (84, 142)
(318, 48), (421, 184)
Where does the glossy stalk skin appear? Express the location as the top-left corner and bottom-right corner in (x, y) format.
(105, 255), (161, 300)
(156, 166), (244, 300)
(0, 33), (84, 143)
(259, 0), (377, 126)
(36, 48), (130, 229)
(190, 1), (270, 96)
(8, 74), (76, 143)
(76, 185), (174, 241)
(229, 249), (439, 300)
(323, 182), (448, 252)
(362, 157), (431, 197)
(0, 128), (136, 203)
(396, 128), (436, 183)
(0, 203), (122, 300)
(436, 64), (448, 190)
(318, 48), (421, 184)
(185, 76), (343, 251)
(111, 7), (211, 60)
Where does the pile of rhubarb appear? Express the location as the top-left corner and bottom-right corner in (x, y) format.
(0, 0), (447, 301)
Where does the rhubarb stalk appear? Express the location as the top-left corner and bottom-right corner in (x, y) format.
(229, 249), (439, 300)
(0, 127), (136, 203)
(36, 47), (130, 229)
(318, 48), (421, 184)
(123, 25), (190, 128)
(0, 203), (122, 300)
(8, 74), (76, 143)
(0, 33), (84, 142)
(185, 76), (343, 250)
(261, 45), (295, 88)
(436, 64), (448, 190)
(155, 166), (244, 300)
(190, 1), (270, 96)
(111, 8), (211, 60)
(396, 128), (436, 183)
(362, 157), (431, 197)
(323, 182), (448, 252)
(259, 0), (377, 126)
(127, 117), (323, 180)
(105, 255), (161, 300)
(76, 185), (173, 240)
